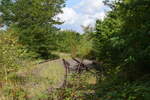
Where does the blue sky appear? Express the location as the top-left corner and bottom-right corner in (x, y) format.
(66, 0), (81, 7)
(57, 0), (110, 33)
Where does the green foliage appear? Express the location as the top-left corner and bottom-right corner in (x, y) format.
(0, 30), (23, 80)
(56, 30), (81, 57)
(117, 0), (150, 76)
(49, 73), (91, 100)
(87, 0), (150, 99)
(0, 30), (28, 100)
(0, 0), (65, 59)
(77, 26), (94, 59)
(93, 0), (150, 80)
(95, 77), (150, 100)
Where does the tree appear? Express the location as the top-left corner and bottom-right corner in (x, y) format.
(77, 26), (94, 59)
(93, 0), (150, 80)
(56, 30), (80, 56)
(0, 0), (65, 59)
(117, 0), (150, 79)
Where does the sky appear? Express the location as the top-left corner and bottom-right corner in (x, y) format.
(0, 0), (111, 32)
(57, 0), (111, 33)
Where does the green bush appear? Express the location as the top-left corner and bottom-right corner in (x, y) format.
(0, 30), (28, 99)
(49, 73), (91, 100)
(0, 30), (24, 80)
(95, 77), (150, 100)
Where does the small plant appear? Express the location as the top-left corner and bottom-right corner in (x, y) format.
(1, 83), (27, 100)
(94, 77), (150, 100)
(49, 72), (93, 100)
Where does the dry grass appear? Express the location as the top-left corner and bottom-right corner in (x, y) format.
(0, 52), (97, 99)
(19, 59), (65, 98)
(52, 51), (71, 59)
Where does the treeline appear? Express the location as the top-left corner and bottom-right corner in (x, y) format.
(56, 28), (93, 58)
(84, 0), (150, 99)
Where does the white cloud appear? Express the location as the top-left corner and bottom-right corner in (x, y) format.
(76, 0), (104, 14)
(57, 7), (79, 25)
(94, 12), (105, 19)
(57, 0), (108, 32)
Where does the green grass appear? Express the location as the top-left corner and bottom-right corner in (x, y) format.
(19, 59), (65, 98)
(52, 51), (71, 59)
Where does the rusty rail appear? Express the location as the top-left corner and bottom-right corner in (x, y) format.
(72, 58), (88, 73)
(62, 59), (69, 88)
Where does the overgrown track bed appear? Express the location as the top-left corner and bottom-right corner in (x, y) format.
(13, 58), (99, 99)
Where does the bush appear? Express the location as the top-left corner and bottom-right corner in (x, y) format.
(0, 30), (24, 80)
(49, 73), (92, 100)
(95, 77), (150, 100)
(0, 30), (27, 99)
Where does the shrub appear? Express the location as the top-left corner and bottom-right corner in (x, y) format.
(95, 77), (150, 100)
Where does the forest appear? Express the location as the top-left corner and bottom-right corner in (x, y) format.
(0, 0), (150, 100)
